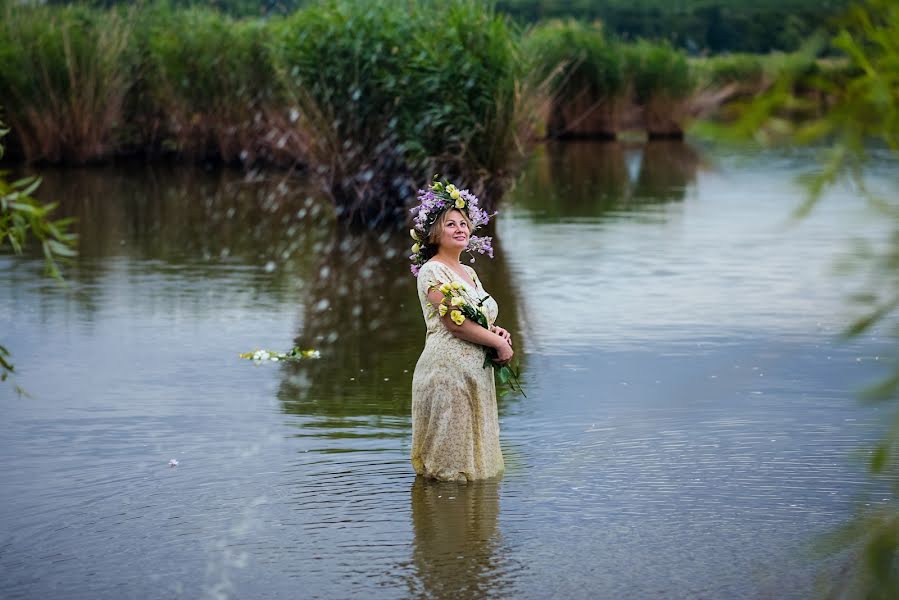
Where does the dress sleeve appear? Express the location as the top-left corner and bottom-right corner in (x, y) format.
(416, 262), (451, 299)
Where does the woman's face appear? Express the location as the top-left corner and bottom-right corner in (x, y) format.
(437, 209), (470, 251)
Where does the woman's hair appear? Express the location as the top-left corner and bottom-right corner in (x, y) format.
(424, 209), (472, 256)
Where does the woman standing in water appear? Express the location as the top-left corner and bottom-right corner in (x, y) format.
(408, 180), (513, 482)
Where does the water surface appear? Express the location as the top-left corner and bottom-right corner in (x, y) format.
(0, 142), (895, 599)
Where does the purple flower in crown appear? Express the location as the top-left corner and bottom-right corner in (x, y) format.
(407, 175), (497, 276)
(466, 235), (494, 261)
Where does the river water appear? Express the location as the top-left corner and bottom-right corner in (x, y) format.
(0, 141), (895, 599)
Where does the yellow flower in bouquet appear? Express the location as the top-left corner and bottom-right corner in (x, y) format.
(450, 310), (465, 325)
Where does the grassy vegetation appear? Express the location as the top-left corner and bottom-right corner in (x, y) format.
(525, 27), (695, 138)
(523, 20), (626, 138)
(135, 5), (278, 163)
(0, 3), (135, 163)
(0, 0), (856, 218)
(625, 41), (694, 138)
(268, 0), (536, 220)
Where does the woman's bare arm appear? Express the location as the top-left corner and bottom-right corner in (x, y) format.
(425, 287), (512, 363)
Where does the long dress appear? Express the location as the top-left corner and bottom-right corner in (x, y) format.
(411, 260), (505, 482)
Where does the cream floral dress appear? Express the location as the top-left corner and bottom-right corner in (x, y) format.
(411, 260), (504, 482)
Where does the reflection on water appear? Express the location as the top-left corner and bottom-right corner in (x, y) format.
(277, 220), (526, 427)
(633, 140), (700, 202)
(515, 141), (699, 221)
(0, 142), (896, 599)
(408, 478), (506, 599)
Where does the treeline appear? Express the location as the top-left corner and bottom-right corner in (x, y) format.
(497, 0), (850, 53)
(43, 0), (851, 53)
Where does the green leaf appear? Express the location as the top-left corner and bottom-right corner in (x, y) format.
(15, 177), (42, 197)
(8, 202), (38, 215)
(871, 442), (890, 473)
(46, 239), (77, 257)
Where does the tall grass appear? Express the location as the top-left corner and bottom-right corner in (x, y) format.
(0, 1), (839, 220)
(625, 41), (694, 138)
(523, 20), (626, 138)
(135, 6), (279, 163)
(0, 3), (135, 163)
(270, 0), (537, 222)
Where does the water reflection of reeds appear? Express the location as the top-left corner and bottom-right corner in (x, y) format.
(14, 164), (530, 428)
(514, 140), (699, 221)
(31, 164), (333, 290)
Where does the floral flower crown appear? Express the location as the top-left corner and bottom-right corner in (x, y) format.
(409, 176), (495, 276)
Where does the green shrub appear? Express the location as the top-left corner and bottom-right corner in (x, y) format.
(522, 20), (626, 137)
(626, 40), (693, 103)
(625, 40), (693, 136)
(692, 53), (766, 89)
(135, 5), (278, 162)
(0, 3), (135, 162)
(269, 0), (532, 221)
(523, 20), (625, 102)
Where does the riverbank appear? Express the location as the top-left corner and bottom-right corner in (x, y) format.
(0, 1), (850, 220)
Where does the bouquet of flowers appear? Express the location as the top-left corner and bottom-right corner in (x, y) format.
(428, 280), (525, 396)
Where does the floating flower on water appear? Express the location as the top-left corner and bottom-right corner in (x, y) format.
(240, 347), (321, 362)
(169, 459), (179, 467)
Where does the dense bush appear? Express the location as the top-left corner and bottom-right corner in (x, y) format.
(523, 20), (626, 137)
(135, 5), (278, 162)
(269, 0), (533, 221)
(0, 3), (135, 162)
(625, 41), (694, 137)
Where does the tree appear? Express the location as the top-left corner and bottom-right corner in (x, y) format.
(722, 0), (898, 595)
(0, 111), (78, 385)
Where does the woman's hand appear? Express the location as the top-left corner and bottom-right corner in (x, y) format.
(493, 339), (514, 366)
(491, 325), (512, 346)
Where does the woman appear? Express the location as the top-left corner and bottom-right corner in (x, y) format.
(408, 181), (513, 482)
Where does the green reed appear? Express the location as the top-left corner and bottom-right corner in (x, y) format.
(522, 20), (626, 138)
(269, 0), (533, 221)
(0, 2), (135, 163)
(624, 40), (694, 138)
(134, 5), (278, 163)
